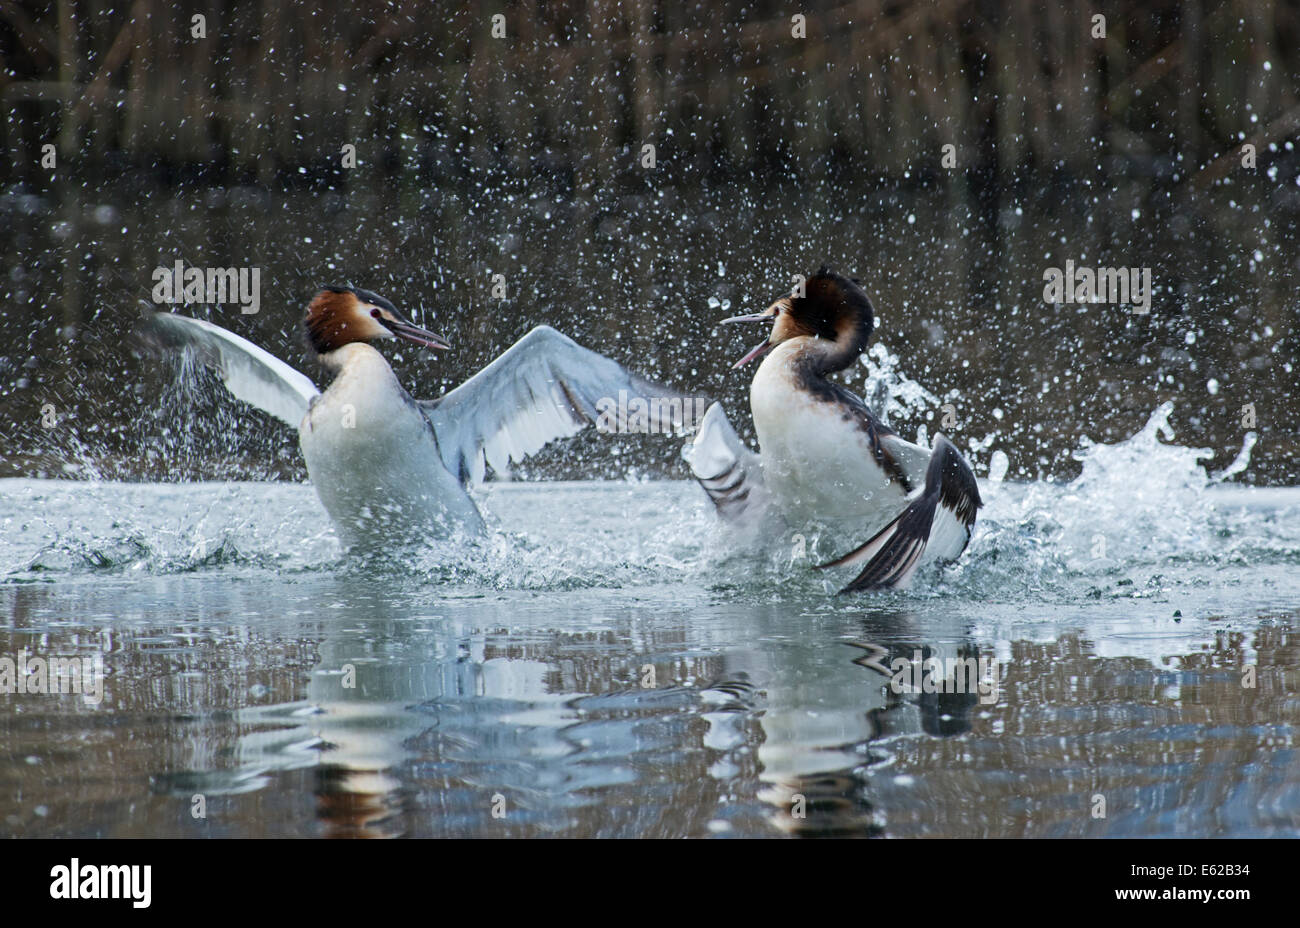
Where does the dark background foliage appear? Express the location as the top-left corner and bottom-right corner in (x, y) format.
(2, 1), (1297, 482)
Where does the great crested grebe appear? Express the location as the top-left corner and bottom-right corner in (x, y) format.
(686, 268), (981, 591)
(146, 286), (691, 548)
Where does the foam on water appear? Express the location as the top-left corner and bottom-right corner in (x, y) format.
(946, 402), (1292, 602)
(3, 395), (1297, 608)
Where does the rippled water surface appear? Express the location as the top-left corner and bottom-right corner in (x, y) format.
(3, 408), (1298, 838)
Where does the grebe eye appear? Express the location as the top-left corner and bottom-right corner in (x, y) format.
(370, 308), (383, 319)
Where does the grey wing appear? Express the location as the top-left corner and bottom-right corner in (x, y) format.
(142, 312), (320, 429)
(683, 402), (767, 522)
(421, 325), (699, 484)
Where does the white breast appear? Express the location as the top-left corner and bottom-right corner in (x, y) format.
(298, 344), (484, 548)
(749, 340), (907, 537)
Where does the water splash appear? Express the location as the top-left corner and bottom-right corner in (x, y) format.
(855, 341), (1006, 475)
(947, 402), (1284, 602)
(858, 342), (948, 425)
(3, 404), (1294, 608)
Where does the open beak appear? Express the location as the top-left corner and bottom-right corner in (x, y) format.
(380, 314), (452, 350)
(731, 338), (774, 369)
(721, 304), (779, 369)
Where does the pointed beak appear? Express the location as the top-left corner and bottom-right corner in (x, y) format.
(720, 300), (782, 368)
(381, 315), (451, 350)
(731, 338), (774, 369)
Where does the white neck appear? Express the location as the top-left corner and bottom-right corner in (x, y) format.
(318, 341), (390, 373)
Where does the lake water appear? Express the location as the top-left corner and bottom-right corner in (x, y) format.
(3, 403), (1298, 837)
(3, 171), (1298, 838)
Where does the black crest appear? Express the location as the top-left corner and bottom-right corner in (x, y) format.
(788, 267), (875, 372)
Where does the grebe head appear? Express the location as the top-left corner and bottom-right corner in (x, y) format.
(722, 267), (875, 373)
(305, 286), (451, 355)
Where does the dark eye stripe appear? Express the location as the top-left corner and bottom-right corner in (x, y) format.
(353, 287), (398, 315)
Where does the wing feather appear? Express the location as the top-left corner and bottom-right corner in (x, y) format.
(818, 434), (981, 592)
(142, 312), (319, 428)
(683, 402), (767, 522)
(421, 325), (699, 484)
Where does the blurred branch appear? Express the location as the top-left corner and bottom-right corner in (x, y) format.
(0, 1), (58, 69)
(68, 0), (146, 128)
(1194, 104), (1300, 189)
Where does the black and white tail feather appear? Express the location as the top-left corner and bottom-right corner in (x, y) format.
(816, 435), (980, 591)
(686, 401), (980, 592)
(682, 402), (768, 523)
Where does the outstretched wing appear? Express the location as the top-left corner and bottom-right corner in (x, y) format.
(818, 434), (981, 592)
(141, 312), (320, 429)
(683, 402), (767, 521)
(421, 325), (699, 484)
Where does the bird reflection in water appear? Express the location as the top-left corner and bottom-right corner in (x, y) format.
(312, 762), (407, 839)
(760, 613), (987, 837)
